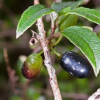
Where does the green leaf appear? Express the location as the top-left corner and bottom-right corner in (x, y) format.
(60, 14), (78, 31)
(16, 4), (56, 38)
(69, 0), (83, 9)
(51, 2), (72, 13)
(61, 26), (100, 76)
(61, 7), (100, 25)
(51, 0), (83, 13)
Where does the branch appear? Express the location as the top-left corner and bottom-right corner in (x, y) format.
(88, 89), (100, 100)
(34, 0), (62, 100)
(3, 48), (19, 94)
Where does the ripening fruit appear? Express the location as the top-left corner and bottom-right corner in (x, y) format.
(22, 53), (43, 79)
(60, 51), (91, 78)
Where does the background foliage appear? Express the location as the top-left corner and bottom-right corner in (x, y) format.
(0, 0), (100, 100)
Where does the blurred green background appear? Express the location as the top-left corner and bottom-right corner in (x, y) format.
(0, 0), (100, 100)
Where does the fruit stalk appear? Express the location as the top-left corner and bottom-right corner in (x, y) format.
(34, 0), (62, 100)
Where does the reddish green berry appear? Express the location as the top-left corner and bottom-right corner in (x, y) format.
(22, 53), (43, 79)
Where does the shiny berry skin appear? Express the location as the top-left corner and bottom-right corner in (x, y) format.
(60, 51), (91, 78)
(22, 53), (43, 79)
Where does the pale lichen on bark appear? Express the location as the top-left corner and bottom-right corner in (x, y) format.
(88, 89), (100, 100)
(34, 0), (62, 100)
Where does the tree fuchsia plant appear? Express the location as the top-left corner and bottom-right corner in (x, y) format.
(16, 0), (100, 99)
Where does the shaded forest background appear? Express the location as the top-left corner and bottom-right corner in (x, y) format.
(0, 0), (100, 100)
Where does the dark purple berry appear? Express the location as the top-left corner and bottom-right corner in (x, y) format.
(60, 51), (91, 78)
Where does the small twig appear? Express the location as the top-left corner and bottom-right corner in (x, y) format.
(3, 48), (19, 94)
(50, 13), (56, 36)
(47, 32), (62, 41)
(34, 0), (62, 100)
(47, 13), (56, 43)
